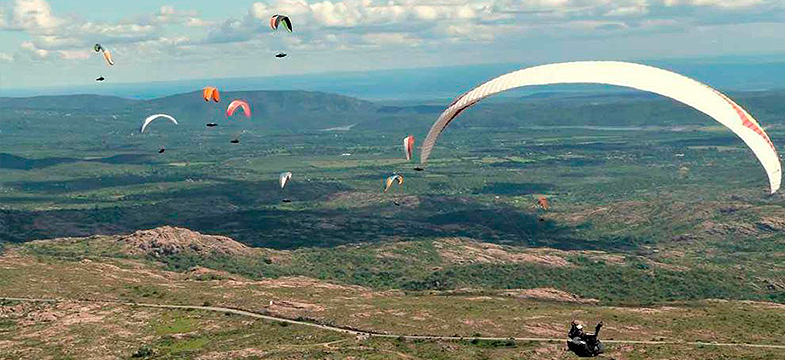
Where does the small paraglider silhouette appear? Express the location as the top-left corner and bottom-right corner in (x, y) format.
(280, 172), (293, 203)
(275, 53), (287, 58)
(413, 167), (424, 171)
(158, 148), (166, 154)
(206, 123), (217, 127)
(230, 130), (246, 144)
(96, 76), (105, 82)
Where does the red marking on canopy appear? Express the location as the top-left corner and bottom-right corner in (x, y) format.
(716, 91), (775, 151)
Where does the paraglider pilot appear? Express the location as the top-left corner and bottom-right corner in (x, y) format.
(567, 320), (604, 357)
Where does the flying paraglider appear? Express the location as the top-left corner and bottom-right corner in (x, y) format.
(403, 135), (415, 161)
(383, 174), (404, 193)
(383, 174), (405, 206)
(95, 76), (105, 82)
(158, 148), (166, 154)
(419, 61), (781, 194)
(270, 15), (293, 32)
(203, 87), (220, 102)
(280, 172), (292, 189)
(140, 114), (178, 133)
(537, 196), (550, 211)
(93, 44), (114, 66)
(270, 15), (292, 57)
(206, 123), (217, 127)
(227, 100), (251, 118)
(230, 139), (240, 144)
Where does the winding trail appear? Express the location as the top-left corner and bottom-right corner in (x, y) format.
(3, 297), (785, 350)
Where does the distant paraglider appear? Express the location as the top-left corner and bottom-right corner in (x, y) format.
(419, 61), (781, 194)
(227, 100), (251, 118)
(383, 174), (404, 206)
(537, 196), (550, 211)
(95, 76), (105, 82)
(280, 172), (293, 203)
(383, 174), (403, 193)
(206, 123), (217, 127)
(270, 15), (292, 57)
(270, 15), (293, 32)
(202, 87), (220, 102)
(93, 44), (114, 66)
(280, 172), (292, 189)
(140, 114), (178, 133)
(403, 135), (415, 161)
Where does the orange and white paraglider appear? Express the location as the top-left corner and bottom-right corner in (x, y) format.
(93, 44), (114, 66)
(383, 174), (403, 193)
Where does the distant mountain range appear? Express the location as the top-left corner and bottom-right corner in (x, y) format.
(3, 60), (785, 101)
(3, 88), (784, 134)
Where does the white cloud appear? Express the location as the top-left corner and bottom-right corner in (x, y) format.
(3, 0), (785, 68)
(20, 41), (49, 58)
(663, 0), (766, 8)
(186, 17), (214, 27)
(56, 49), (90, 60)
(11, 0), (61, 33)
(605, 6), (649, 17)
(0, 52), (12, 62)
(361, 32), (422, 47)
(0, 5), (7, 28)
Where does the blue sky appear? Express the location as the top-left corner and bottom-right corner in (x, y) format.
(2, 0), (785, 91)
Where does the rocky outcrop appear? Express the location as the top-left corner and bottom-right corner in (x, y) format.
(119, 226), (257, 258)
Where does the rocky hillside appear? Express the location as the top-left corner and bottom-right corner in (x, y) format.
(118, 226), (258, 258)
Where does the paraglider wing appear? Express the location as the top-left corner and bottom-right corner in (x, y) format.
(537, 196), (550, 211)
(280, 172), (292, 189)
(226, 100), (251, 118)
(280, 16), (293, 32)
(403, 135), (415, 161)
(270, 15), (292, 32)
(420, 61), (781, 193)
(383, 175), (403, 193)
(202, 87), (220, 102)
(102, 49), (114, 66)
(140, 114), (178, 133)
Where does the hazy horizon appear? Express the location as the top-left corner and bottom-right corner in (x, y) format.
(4, 57), (785, 101)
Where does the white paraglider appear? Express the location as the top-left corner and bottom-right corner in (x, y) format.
(420, 61), (781, 193)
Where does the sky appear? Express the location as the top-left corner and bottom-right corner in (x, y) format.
(1, 0), (785, 92)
